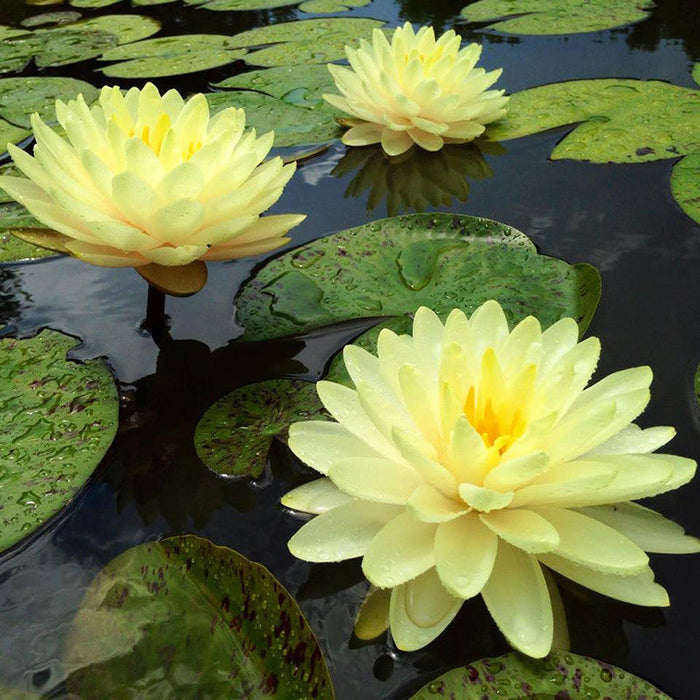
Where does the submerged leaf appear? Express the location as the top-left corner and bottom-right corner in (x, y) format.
(0, 330), (118, 555)
(195, 379), (327, 478)
(235, 213), (601, 341)
(409, 650), (670, 699)
(488, 79), (700, 163)
(461, 0), (654, 34)
(64, 535), (335, 699)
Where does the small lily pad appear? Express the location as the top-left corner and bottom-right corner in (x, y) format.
(195, 379), (327, 478)
(235, 213), (601, 341)
(461, 0), (654, 35)
(409, 650), (670, 699)
(184, 0), (297, 8)
(21, 11), (82, 27)
(487, 79), (700, 164)
(299, 0), (370, 13)
(228, 18), (385, 67)
(0, 77), (98, 129)
(671, 154), (700, 224)
(209, 64), (342, 147)
(64, 535), (335, 699)
(0, 330), (118, 555)
(100, 34), (248, 78)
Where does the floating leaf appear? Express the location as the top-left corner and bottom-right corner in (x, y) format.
(299, 0), (370, 13)
(461, 0), (654, 35)
(0, 231), (63, 263)
(21, 11), (82, 27)
(228, 18), (385, 67)
(0, 120), (30, 156)
(409, 650), (670, 699)
(209, 64), (341, 147)
(0, 77), (98, 129)
(100, 34), (247, 78)
(185, 0), (297, 9)
(0, 330), (118, 555)
(74, 14), (161, 45)
(137, 261), (208, 297)
(70, 0), (119, 6)
(235, 213), (601, 341)
(195, 379), (326, 478)
(64, 535), (335, 700)
(4, 226), (70, 260)
(671, 154), (700, 224)
(1, 690), (43, 700)
(332, 143), (495, 216)
(488, 79), (700, 163)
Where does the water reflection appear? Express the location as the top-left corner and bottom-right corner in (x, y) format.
(0, 266), (29, 327)
(332, 143), (501, 216)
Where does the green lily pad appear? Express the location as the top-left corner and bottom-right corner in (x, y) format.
(0, 200), (61, 264)
(409, 650), (670, 699)
(228, 18), (385, 67)
(69, 0), (120, 6)
(21, 11), (83, 27)
(184, 0), (297, 9)
(487, 79), (700, 163)
(0, 119), (30, 156)
(73, 15), (161, 45)
(671, 154), (700, 224)
(100, 35), (248, 78)
(209, 64), (342, 147)
(332, 143), (495, 216)
(0, 77), (98, 129)
(0, 690), (43, 700)
(0, 330), (118, 555)
(64, 535), (335, 700)
(195, 379), (327, 479)
(299, 0), (370, 13)
(461, 0), (654, 35)
(235, 213), (601, 342)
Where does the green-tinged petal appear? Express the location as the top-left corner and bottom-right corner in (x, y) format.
(481, 541), (553, 658)
(480, 509), (559, 553)
(458, 483), (513, 512)
(354, 586), (391, 641)
(288, 501), (402, 562)
(328, 457), (421, 504)
(390, 568), (462, 651)
(585, 424), (676, 456)
(534, 506), (648, 575)
(281, 477), (352, 514)
(362, 512), (437, 587)
(435, 513), (497, 599)
(543, 568), (570, 652)
(539, 554), (669, 607)
(578, 503), (700, 554)
(393, 427), (456, 497)
(406, 484), (469, 523)
(484, 451), (549, 491)
(288, 420), (381, 475)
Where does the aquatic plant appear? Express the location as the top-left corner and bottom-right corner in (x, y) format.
(324, 23), (509, 155)
(283, 300), (699, 656)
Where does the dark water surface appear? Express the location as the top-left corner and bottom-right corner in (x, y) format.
(0, 0), (699, 697)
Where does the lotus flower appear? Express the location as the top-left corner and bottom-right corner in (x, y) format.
(0, 83), (304, 294)
(324, 23), (509, 156)
(282, 301), (699, 657)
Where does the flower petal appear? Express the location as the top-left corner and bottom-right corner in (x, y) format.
(329, 457), (421, 504)
(458, 483), (513, 512)
(484, 451), (549, 491)
(354, 586), (391, 641)
(435, 512), (497, 598)
(480, 508), (559, 553)
(281, 477), (352, 514)
(481, 541), (552, 658)
(407, 484), (469, 523)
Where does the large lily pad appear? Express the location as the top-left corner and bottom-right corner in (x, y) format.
(487, 79), (700, 163)
(0, 120), (30, 156)
(299, 0), (370, 13)
(0, 201), (63, 263)
(0, 15), (160, 74)
(0, 330), (118, 555)
(235, 213), (601, 342)
(100, 35), (248, 78)
(195, 379), (327, 478)
(228, 18), (385, 67)
(671, 154), (700, 224)
(64, 535), (335, 699)
(0, 77), (98, 129)
(409, 650), (670, 699)
(209, 64), (342, 147)
(331, 143), (495, 216)
(461, 0), (654, 35)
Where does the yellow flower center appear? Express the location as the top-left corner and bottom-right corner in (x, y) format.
(136, 112), (171, 156)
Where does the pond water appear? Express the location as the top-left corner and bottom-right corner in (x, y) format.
(0, 0), (698, 698)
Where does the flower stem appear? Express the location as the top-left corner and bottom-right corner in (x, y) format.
(144, 284), (166, 337)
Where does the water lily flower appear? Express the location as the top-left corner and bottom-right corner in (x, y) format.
(282, 301), (699, 657)
(324, 23), (509, 156)
(0, 83), (304, 295)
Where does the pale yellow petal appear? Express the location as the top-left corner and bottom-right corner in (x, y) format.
(281, 477), (352, 514)
(406, 484), (469, 523)
(458, 483), (513, 512)
(480, 508), (559, 553)
(328, 457), (421, 504)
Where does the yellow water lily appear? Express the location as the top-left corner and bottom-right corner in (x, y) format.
(282, 301), (699, 657)
(0, 83), (304, 289)
(324, 23), (509, 156)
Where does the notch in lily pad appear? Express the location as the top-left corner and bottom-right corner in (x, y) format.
(235, 213), (601, 342)
(63, 535), (335, 699)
